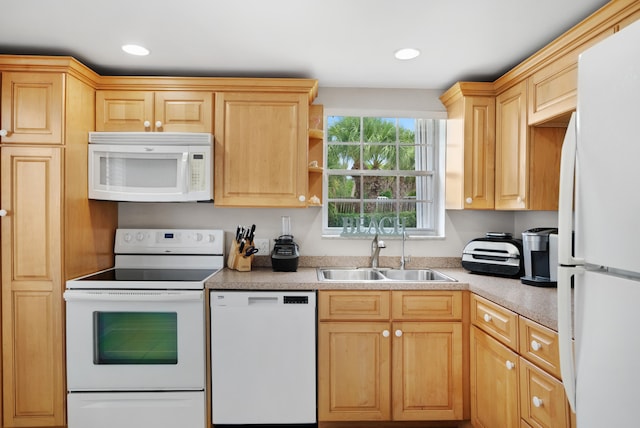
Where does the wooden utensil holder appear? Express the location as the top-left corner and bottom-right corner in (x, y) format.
(227, 240), (254, 272)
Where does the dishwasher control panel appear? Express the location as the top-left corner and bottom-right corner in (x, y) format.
(284, 295), (308, 304)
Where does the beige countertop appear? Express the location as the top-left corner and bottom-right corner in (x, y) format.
(206, 266), (560, 331)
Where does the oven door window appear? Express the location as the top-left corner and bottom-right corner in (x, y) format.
(94, 312), (178, 365)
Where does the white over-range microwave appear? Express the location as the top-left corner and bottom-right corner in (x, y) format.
(88, 132), (213, 202)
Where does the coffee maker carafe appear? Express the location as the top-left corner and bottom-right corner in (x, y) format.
(520, 227), (558, 286)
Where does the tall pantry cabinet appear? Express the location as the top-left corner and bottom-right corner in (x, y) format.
(0, 59), (118, 427)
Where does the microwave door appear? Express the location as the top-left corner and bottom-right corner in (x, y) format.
(89, 144), (190, 202)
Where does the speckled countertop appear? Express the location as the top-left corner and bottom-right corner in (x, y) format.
(206, 259), (560, 331)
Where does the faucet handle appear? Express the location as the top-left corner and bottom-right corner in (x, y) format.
(378, 240), (386, 248)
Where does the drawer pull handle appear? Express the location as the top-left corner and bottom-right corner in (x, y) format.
(505, 360), (515, 370)
(143, 120), (151, 128)
(382, 330), (390, 338)
(0, 129), (7, 137)
(483, 313), (492, 323)
(533, 396), (543, 407)
(531, 340), (542, 351)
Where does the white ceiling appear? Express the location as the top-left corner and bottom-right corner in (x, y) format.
(2, 0), (609, 90)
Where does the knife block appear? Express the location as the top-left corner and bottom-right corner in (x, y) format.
(227, 240), (254, 272)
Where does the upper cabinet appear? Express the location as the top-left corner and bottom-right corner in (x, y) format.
(214, 91), (309, 207)
(442, 0), (639, 211)
(96, 90), (213, 133)
(440, 82), (495, 210)
(1, 72), (64, 144)
(495, 81), (528, 210)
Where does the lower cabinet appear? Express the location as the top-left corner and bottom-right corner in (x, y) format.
(470, 294), (573, 428)
(317, 290), (466, 422)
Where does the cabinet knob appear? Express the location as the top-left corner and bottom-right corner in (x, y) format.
(532, 396), (543, 407)
(298, 195), (306, 202)
(0, 129), (7, 137)
(505, 360), (515, 370)
(517, 196), (523, 204)
(531, 340), (542, 351)
(483, 313), (492, 323)
(395, 329), (403, 337)
(382, 330), (390, 338)
(143, 120), (151, 128)
(465, 197), (473, 204)
(0, 209), (7, 217)
(155, 120), (163, 129)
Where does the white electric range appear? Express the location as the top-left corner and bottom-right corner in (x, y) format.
(64, 228), (224, 428)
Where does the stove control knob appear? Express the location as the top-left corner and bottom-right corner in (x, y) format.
(123, 233), (133, 242)
(194, 233), (203, 241)
(136, 232), (145, 241)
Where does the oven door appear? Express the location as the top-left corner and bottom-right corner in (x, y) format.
(64, 289), (204, 391)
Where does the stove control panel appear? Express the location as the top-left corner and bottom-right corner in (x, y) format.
(115, 229), (225, 255)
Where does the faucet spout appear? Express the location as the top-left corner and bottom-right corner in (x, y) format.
(370, 234), (386, 268)
(400, 230), (406, 270)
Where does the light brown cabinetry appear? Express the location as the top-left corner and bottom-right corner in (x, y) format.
(495, 81), (528, 210)
(96, 90), (213, 132)
(1, 72), (63, 144)
(214, 91), (309, 207)
(318, 290), (465, 422)
(307, 103), (324, 206)
(440, 82), (495, 210)
(470, 294), (573, 428)
(0, 66), (118, 427)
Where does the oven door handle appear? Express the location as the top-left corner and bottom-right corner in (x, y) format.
(63, 290), (203, 302)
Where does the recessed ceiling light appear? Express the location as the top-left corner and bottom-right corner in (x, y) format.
(122, 44), (150, 56)
(394, 48), (420, 60)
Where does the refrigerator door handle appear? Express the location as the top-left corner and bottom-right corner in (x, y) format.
(558, 112), (584, 266)
(558, 264), (582, 412)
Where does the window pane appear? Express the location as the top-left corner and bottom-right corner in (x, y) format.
(327, 144), (360, 171)
(328, 201), (361, 228)
(398, 145), (417, 171)
(327, 116), (360, 143)
(364, 117), (397, 143)
(363, 143), (396, 170)
(94, 312), (178, 365)
(362, 176), (396, 199)
(328, 175), (360, 199)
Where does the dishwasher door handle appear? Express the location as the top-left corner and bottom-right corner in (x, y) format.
(248, 296), (279, 305)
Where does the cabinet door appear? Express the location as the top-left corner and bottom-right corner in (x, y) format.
(495, 81), (528, 210)
(471, 326), (520, 428)
(214, 92), (308, 207)
(1, 72), (64, 144)
(96, 90), (154, 131)
(154, 91), (213, 133)
(318, 322), (391, 421)
(392, 321), (463, 421)
(1, 146), (64, 426)
(519, 358), (570, 428)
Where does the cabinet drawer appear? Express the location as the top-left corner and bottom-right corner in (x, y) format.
(391, 290), (462, 320)
(318, 291), (390, 321)
(519, 317), (561, 379)
(471, 294), (518, 350)
(519, 358), (571, 428)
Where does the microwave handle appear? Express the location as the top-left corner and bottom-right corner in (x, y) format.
(182, 153), (190, 193)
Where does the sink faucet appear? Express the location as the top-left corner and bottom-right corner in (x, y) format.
(370, 234), (386, 268)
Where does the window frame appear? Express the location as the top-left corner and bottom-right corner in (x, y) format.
(321, 109), (446, 239)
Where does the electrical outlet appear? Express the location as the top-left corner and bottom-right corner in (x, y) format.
(254, 238), (270, 255)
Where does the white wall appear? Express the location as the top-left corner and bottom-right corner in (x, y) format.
(118, 87), (558, 258)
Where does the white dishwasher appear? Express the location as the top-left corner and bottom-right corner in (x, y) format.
(210, 290), (317, 426)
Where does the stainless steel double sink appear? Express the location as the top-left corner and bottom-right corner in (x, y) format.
(317, 267), (457, 282)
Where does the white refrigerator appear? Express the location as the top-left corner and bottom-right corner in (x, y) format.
(558, 19), (640, 428)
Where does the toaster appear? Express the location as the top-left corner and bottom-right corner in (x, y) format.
(462, 232), (524, 278)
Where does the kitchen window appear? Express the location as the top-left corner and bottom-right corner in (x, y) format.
(323, 114), (445, 238)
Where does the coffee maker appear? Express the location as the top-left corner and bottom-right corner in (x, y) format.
(520, 227), (558, 286)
